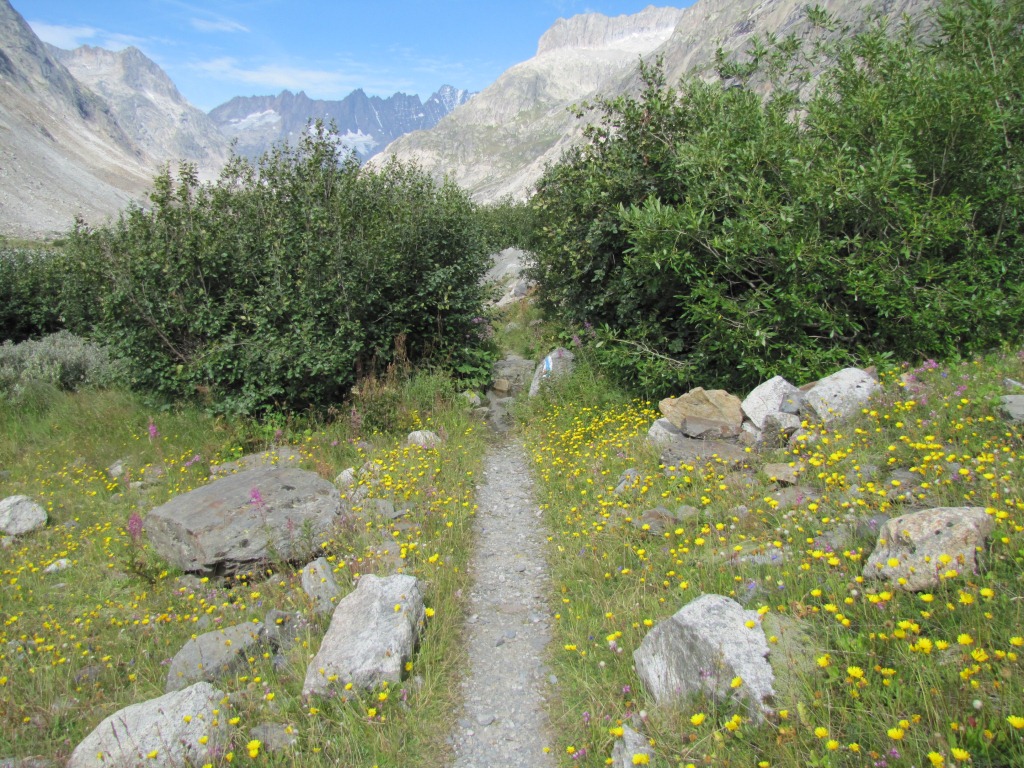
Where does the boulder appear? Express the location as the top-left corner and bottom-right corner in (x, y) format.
(406, 430), (442, 449)
(166, 622), (263, 692)
(634, 594), (774, 719)
(0, 495), (46, 536)
(66, 682), (227, 768)
(301, 557), (342, 614)
(260, 610), (306, 649)
(614, 468), (641, 494)
(647, 418), (684, 446)
(863, 507), (993, 591)
(762, 412), (802, 446)
(998, 395), (1024, 423)
(529, 347), (576, 397)
(145, 465), (343, 575)
(659, 388), (743, 438)
(209, 447), (302, 478)
(303, 574), (425, 696)
(491, 355), (536, 395)
(610, 725), (653, 768)
(802, 368), (880, 424)
(741, 376), (802, 429)
(661, 437), (749, 471)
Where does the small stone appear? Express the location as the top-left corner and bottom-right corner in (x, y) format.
(43, 558), (70, 574)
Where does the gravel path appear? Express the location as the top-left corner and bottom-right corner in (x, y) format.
(449, 437), (555, 768)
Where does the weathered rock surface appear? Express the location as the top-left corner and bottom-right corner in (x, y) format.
(0, 495), (46, 536)
(66, 682), (227, 768)
(863, 507), (993, 591)
(741, 376), (802, 429)
(166, 622), (263, 692)
(407, 430), (442, 449)
(659, 388), (743, 438)
(661, 437), (749, 470)
(209, 447), (303, 478)
(303, 574), (425, 696)
(803, 368), (880, 423)
(491, 355), (536, 395)
(611, 725), (653, 768)
(300, 557), (342, 614)
(529, 347), (576, 396)
(145, 465), (343, 574)
(634, 594), (774, 718)
(998, 395), (1024, 423)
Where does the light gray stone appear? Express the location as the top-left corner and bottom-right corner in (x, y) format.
(303, 574), (425, 696)
(661, 437), (749, 471)
(611, 725), (652, 768)
(406, 430), (442, 449)
(741, 375), (802, 429)
(0, 495), (46, 536)
(166, 622), (263, 692)
(461, 390), (483, 408)
(301, 557), (341, 614)
(491, 355), (536, 395)
(634, 594), (774, 719)
(762, 412), (803, 446)
(998, 395), (1024, 423)
(42, 558), (70, 574)
(647, 418), (684, 446)
(260, 610), (305, 649)
(529, 347), (576, 397)
(66, 682), (227, 768)
(762, 462), (802, 486)
(249, 722), (298, 752)
(209, 447), (302, 478)
(863, 507), (993, 591)
(803, 368), (880, 423)
(614, 468), (641, 494)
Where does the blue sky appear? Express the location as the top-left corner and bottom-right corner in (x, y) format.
(22, 1), (689, 111)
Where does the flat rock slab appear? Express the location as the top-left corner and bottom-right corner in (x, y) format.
(998, 395), (1024, 423)
(634, 594), (774, 719)
(863, 506), (993, 591)
(661, 437), (749, 470)
(303, 573), (424, 696)
(67, 682), (227, 768)
(660, 388), (743, 438)
(166, 622), (264, 692)
(803, 368), (879, 423)
(145, 466), (343, 574)
(0, 495), (47, 536)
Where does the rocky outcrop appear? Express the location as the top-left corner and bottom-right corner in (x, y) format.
(66, 682), (227, 768)
(303, 574), (425, 696)
(165, 623), (264, 692)
(863, 507), (994, 591)
(802, 368), (880, 424)
(144, 464), (344, 574)
(0, 495), (46, 536)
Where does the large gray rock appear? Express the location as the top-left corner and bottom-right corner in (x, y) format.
(0, 495), (46, 536)
(67, 682), (227, 768)
(659, 388), (743, 438)
(803, 368), (880, 423)
(491, 355), (536, 395)
(611, 725), (653, 768)
(998, 395), (1024, 423)
(145, 466), (343, 574)
(301, 557), (342, 614)
(863, 507), (993, 591)
(406, 430), (442, 449)
(741, 375), (802, 429)
(529, 347), (576, 396)
(166, 622), (263, 692)
(303, 574), (425, 696)
(634, 594), (774, 719)
(661, 437), (749, 471)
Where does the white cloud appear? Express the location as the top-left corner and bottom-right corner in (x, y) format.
(191, 57), (415, 99)
(190, 18), (249, 34)
(28, 21), (98, 49)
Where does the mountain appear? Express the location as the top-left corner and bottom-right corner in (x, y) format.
(0, 0), (153, 238)
(208, 85), (473, 163)
(48, 44), (230, 179)
(375, 0), (937, 203)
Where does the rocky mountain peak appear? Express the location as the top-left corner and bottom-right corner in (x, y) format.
(536, 5), (684, 55)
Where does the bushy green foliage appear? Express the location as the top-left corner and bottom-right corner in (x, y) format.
(0, 330), (124, 397)
(0, 247), (66, 343)
(66, 124), (493, 415)
(476, 196), (537, 253)
(530, 0), (1024, 396)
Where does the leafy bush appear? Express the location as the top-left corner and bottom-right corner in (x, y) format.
(476, 196), (537, 253)
(66, 124), (493, 414)
(0, 247), (66, 343)
(0, 331), (125, 396)
(529, 0), (1024, 395)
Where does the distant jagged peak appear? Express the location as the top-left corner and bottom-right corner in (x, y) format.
(537, 5), (685, 56)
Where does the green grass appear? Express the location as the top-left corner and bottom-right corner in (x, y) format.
(0, 372), (489, 767)
(520, 349), (1024, 768)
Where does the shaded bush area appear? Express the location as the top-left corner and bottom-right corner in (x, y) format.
(64, 124), (493, 414)
(0, 246), (66, 343)
(0, 331), (124, 397)
(529, 0), (1024, 395)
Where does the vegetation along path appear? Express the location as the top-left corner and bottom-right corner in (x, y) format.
(449, 436), (555, 768)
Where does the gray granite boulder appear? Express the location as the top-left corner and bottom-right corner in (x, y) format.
(166, 622), (263, 692)
(145, 465), (343, 574)
(634, 594), (774, 719)
(529, 347), (576, 397)
(0, 495), (46, 536)
(803, 368), (880, 423)
(611, 725), (653, 768)
(67, 682), (227, 768)
(301, 557), (342, 614)
(741, 376), (802, 429)
(863, 507), (993, 591)
(303, 574), (425, 696)
(406, 430), (442, 449)
(998, 395), (1024, 423)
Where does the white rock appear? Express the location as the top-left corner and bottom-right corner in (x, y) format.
(406, 430), (442, 449)
(611, 724), (653, 768)
(529, 347), (576, 397)
(803, 368), (880, 424)
(0, 495), (47, 536)
(301, 556), (341, 614)
(741, 375), (801, 429)
(43, 558), (70, 574)
(166, 623), (263, 692)
(67, 682), (227, 768)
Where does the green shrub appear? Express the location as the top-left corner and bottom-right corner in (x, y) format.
(529, 0), (1024, 395)
(66, 123), (493, 415)
(0, 331), (125, 396)
(0, 247), (66, 343)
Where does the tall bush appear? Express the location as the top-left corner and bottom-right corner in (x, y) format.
(66, 123), (492, 414)
(529, 0), (1024, 395)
